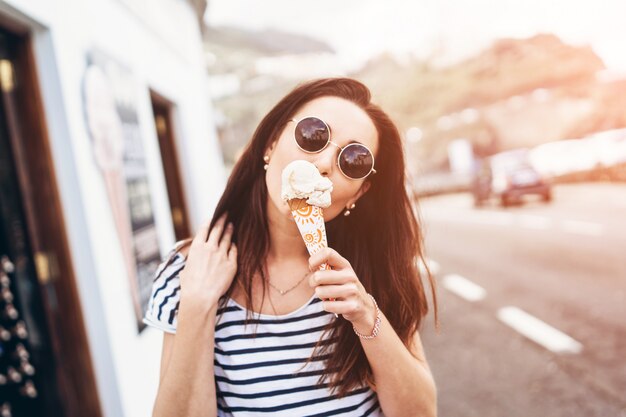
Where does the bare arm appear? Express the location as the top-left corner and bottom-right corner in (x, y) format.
(152, 299), (220, 417)
(355, 311), (437, 417)
(308, 248), (437, 417)
(150, 213), (237, 417)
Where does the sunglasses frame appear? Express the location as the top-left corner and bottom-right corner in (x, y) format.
(289, 116), (377, 180)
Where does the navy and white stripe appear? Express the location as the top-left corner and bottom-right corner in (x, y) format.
(143, 248), (185, 333)
(144, 248), (385, 416)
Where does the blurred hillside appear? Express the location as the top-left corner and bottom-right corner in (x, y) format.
(204, 26), (333, 74)
(354, 34), (626, 173)
(204, 26), (335, 169)
(204, 31), (626, 175)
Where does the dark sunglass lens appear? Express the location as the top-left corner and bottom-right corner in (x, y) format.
(339, 144), (374, 179)
(295, 117), (329, 152)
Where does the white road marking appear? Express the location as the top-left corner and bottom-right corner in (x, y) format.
(417, 258), (441, 276)
(428, 260), (440, 275)
(560, 220), (604, 236)
(442, 274), (486, 302)
(518, 215), (552, 230)
(497, 306), (583, 354)
(424, 210), (514, 226)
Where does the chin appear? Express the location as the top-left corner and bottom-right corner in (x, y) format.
(323, 211), (337, 222)
(321, 206), (337, 222)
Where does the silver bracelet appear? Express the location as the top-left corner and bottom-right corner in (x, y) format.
(353, 293), (381, 340)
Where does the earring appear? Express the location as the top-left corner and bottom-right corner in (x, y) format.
(343, 203), (356, 217)
(263, 155), (270, 171)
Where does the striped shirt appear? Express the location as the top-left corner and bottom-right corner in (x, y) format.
(143, 249), (385, 417)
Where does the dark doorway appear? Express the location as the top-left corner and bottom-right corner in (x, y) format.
(0, 23), (101, 417)
(0, 29), (64, 417)
(150, 91), (191, 240)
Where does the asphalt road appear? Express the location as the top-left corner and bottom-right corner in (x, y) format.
(416, 183), (626, 417)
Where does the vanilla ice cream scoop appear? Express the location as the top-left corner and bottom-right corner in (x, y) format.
(281, 160), (333, 208)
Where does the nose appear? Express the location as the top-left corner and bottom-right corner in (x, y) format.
(313, 144), (337, 177)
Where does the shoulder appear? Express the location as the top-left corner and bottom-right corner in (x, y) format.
(142, 241), (189, 333)
(157, 239), (191, 274)
(156, 243), (188, 281)
(174, 238), (191, 258)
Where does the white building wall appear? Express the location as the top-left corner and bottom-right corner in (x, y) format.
(0, 1), (225, 416)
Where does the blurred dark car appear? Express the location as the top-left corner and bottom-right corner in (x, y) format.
(472, 149), (552, 207)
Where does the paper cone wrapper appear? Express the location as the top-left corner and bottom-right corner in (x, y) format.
(288, 199), (337, 315)
(288, 199), (330, 271)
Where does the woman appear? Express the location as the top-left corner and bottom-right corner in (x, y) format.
(144, 78), (439, 417)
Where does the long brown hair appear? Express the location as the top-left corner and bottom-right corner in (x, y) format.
(173, 77), (438, 398)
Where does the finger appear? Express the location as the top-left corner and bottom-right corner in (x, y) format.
(314, 283), (359, 300)
(219, 223), (234, 251)
(228, 243), (237, 260)
(308, 269), (354, 288)
(320, 299), (359, 315)
(193, 217), (212, 244)
(206, 213), (228, 247)
(309, 248), (351, 271)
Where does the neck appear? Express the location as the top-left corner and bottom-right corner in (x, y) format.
(266, 200), (310, 294)
(266, 199), (309, 261)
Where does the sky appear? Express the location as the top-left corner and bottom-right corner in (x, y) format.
(205, 0), (626, 70)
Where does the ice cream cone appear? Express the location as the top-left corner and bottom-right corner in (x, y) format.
(288, 199), (337, 316)
(287, 198), (308, 212)
(281, 160), (337, 316)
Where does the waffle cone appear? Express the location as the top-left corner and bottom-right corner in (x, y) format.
(288, 200), (331, 272)
(287, 198), (309, 212)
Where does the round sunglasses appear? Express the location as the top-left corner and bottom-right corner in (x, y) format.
(289, 116), (377, 180)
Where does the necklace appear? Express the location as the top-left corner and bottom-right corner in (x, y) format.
(267, 270), (311, 295)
